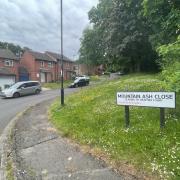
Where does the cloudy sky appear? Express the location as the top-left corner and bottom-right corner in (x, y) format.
(0, 0), (98, 59)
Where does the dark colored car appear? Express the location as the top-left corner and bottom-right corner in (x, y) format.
(69, 77), (89, 88)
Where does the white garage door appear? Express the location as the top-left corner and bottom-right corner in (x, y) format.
(40, 72), (46, 83)
(0, 76), (15, 90)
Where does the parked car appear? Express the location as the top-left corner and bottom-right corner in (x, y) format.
(75, 75), (90, 80)
(69, 77), (89, 88)
(0, 81), (41, 98)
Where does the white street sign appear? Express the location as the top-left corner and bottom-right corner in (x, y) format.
(117, 92), (176, 108)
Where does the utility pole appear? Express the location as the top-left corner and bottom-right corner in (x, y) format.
(60, 0), (64, 105)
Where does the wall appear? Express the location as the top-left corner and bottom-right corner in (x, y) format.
(57, 61), (75, 80)
(20, 51), (36, 81)
(21, 51), (56, 82)
(35, 60), (56, 82)
(0, 58), (19, 81)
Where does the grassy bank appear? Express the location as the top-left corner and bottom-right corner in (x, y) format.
(43, 80), (72, 89)
(49, 74), (180, 179)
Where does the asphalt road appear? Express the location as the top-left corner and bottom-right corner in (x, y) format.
(0, 88), (78, 135)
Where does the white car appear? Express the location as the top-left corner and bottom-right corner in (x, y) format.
(0, 81), (41, 98)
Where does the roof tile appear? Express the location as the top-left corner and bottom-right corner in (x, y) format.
(0, 49), (19, 60)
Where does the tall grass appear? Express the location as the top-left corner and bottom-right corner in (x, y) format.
(50, 74), (180, 179)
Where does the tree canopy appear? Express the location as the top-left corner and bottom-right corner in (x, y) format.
(0, 41), (24, 56)
(79, 0), (179, 73)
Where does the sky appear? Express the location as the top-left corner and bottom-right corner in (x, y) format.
(0, 0), (98, 59)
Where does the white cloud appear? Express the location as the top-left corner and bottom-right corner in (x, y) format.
(0, 0), (98, 59)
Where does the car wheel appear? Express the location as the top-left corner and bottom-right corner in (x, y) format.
(13, 92), (20, 98)
(35, 89), (40, 94)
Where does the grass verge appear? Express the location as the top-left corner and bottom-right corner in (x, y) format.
(49, 74), (180, 179)
(43, 80), (72, 89)
(6, 159), (14, 180)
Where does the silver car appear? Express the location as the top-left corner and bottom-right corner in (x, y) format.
(0, 81), (41, 98)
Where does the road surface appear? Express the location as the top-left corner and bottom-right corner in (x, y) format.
(0, 88), (78, 135)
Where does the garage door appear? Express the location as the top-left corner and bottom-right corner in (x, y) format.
(40, 72), (46, 83)
(0, 76), (15, 90)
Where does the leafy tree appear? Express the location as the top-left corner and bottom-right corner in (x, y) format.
(106, 0), (157, 72)
(0, 41), (24, 56)
(158, 36), (180, 92)
(142, 0), (180, 47)
(79, 0), (158, 72)
(79, 27), (105, 66)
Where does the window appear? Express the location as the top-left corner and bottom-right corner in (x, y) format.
(40, 61), (44, 67)
(19, 83), (28, 89)
(48, 62), (53, 68)
(31, 82), (39, 86)
(4, 60), (13, 67)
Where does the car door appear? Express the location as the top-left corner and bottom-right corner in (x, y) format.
(30, 82), (38, 93)
(78, 79), (85, 87)
(25, 82), (35, 95)
(18, 83), (29, 95)
(20, 82), (34, 95)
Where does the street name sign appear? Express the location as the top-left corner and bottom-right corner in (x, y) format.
(116, 92), (176, 128)
(117, 92), (176, 108)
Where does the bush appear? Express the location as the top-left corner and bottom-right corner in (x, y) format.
(158, 36), (180, 92)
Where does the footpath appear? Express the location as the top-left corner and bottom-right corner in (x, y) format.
(0, 100), (130, 180)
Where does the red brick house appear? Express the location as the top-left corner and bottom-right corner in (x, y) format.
(74, 63), (105, 76)
(0, 49), (19, 90)
(46, 51), (75, 80)
(21, 50), (57, 83)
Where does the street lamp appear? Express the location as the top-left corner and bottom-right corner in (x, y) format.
(60, 0), (64, 105)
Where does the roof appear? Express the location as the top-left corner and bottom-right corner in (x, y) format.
(0, 67), (16, 76)
(46, 51), (73, 63)
(0, 49), (19, 60)
(28, 50), (56, 62)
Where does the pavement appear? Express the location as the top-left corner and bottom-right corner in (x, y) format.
(1, 100), (125, 180)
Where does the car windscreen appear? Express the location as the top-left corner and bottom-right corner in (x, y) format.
(74, 78), (85, 83)
(9, 82), (23, 89)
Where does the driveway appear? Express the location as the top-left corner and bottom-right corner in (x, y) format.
(0, 88), (78, 134)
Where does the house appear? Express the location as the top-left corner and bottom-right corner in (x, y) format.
(46, 51), (75, 80)
(74, 63), (104, 76)
(21, 50), (57, 83)
(0, 49), (19, 90)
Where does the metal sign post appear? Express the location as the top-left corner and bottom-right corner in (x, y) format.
(160, 108), (165, 128)
(125, 106), (130, 128)
(60, 0), (64, 105)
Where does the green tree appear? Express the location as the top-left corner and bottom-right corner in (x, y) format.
(0, 41), (24, 56)
(81, 0), (158, 72)
(158, 36), (180, 92)
(142, 0), (180, 47)
(79, 27), (105, 66)
(106, 0), (157, 72)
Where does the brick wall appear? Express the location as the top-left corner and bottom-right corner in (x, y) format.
(35, 60), (56, 82)
(57, 61), (75, 80)
(21, 51), (57, 82)
(0, 58), (20, 81)
(20, 51), (36, 81)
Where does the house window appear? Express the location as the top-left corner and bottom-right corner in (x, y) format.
(48, 62), (53, 68)
(4, 60), (13, 67)
(40, 61), (44, 67)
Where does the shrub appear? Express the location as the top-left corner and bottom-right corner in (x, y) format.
(158, 36), (180, 92)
